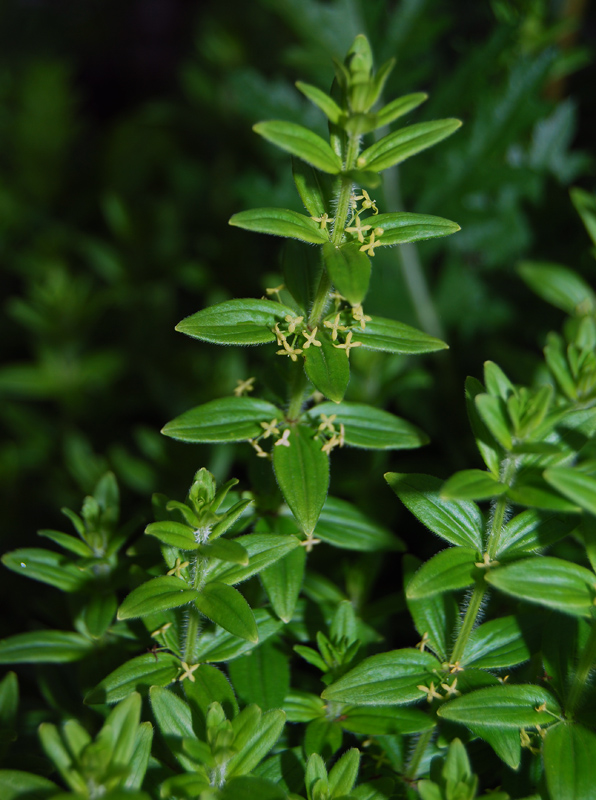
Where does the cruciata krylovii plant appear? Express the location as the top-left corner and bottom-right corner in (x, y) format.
(1, 33), (596, 800)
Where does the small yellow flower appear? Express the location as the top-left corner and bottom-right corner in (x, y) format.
(354, 189), (378, 214)
(475, 553), (500, 569)
(274, 428), (292, 447)
(260, 419), (280, 439)
(351, 303), (372, 330)
(417, 681), (443, 703)
(321, 435), (340, 455)
(441, 678), (461, 698)
(302, 327), (322, 349)
(233, 377), (255, 397)
(248, 439), (270, 459)
(151, 622), (172, 638)
(416, 632), (429, 652)
(333, 330), (362, 357)
(285, 314), (304, 334)
(300, 535), (321, 552)
(179, 661), (200, 683)
(323, 313), (349, 341)
(359, 229), (382, 257)
(167, 558), (190, 578)
(265, 284), (284, 301)
(317, 413), (337, 434)
(345, 215), (372, 243)
(311, 213), (333, 230)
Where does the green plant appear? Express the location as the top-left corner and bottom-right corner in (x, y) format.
(1, 29), (596, 800)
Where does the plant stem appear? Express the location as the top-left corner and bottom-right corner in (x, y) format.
(449, 582), (486, 666)
(183, 605), (201, 664)
(405, 728), (434, 781)
(487, 457), (517, 560)
(566, 620), (596, 717)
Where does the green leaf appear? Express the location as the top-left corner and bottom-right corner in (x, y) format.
(406, 548), (477, 599)
(375, 92), (428, 128)
(372, 212), (460, 246)
(507, 469), (581, 512)
(126, 722), (153, 790)
(544, 467), (596, 516)
(38, 723), (87, 794)
(322, 648), (440, 705)
(183, 664), (239, 727)
(149, 686), (196, 770)
(254, 120), (342, 174)
(486, 557), (596, 618)
(218, 776), (287, 800)
(385, 473), (484, 549)
(441, 469), (508, 501)
(207, 533), (300, 586)
(284, 690), (325, 722)
(404, 555), (458, 661)
(0, 771), (58, 800)
(162, 397), (282, 443)
(282, 238), (323, 314)
(461, 616), (535, 669)
(465, 376), (502, 476)
(296, 81), (343, 123)
(117, 576), (199, 620)
(199, 538), (249, 565)
(328, 748), (360, 797)
(518, 261), (595, 316)
(571, 186), (596, 247)
(82, 591), (118, 639)
(304, 330), (350, 403)
(305, 753), (328, 800)
(85, 652), (180, 704)
(228, 640), (290, 710)
(543, 723), (596, 800)
(357, 119), (461, 172)
(304, 718), (342, 760)
(341, 705), (434, 735)
(465, 723), (521, 770)
(227, 708), (286, 778)
(437, 684), (560, 727)
(260, 546), (306, 622)
(273, 425), (329, 535)
(352, 316), (448, 354)
(475, 394), (512, 450)
(322, 242), (371, 305)
(175, 299), (296, 346)
(315, 495), (403, 551)
(309, 402), (428, 449)
(145, 521), (198, 550)
(496, 509), (576, 558)
(0, 631), (93, 664)
(1, 548), (88, 592)
(37, 529), (93, 557)
(229, 208), (329, 244)
(292, 159), (329, 218)
(195, 582), (258, 643)
(194, 609), (282, 663)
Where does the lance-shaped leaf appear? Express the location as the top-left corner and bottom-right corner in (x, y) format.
(544, 467), (596, 516)
(322, 242), (371, 305)
(441, 469), (508, 501)
(176, 299), (297, 346)
(352, 316), (448, 354)
(227, 708), (286, 778)
(292, 159), (330, 218)
(37, 530), (93, 557)
(543, 723), (596, 800)
(145, 521), (198, 550)
(198, 538), (249, 565)
(375, 92), (428, 128)
(461, 615), (536, 669)
(437, 685), (560, 728)
(518, 261), (595, 316)
(463, 724), (521, 770)
(371, 212), (460, 246)
(117, 576), (199, 620)
(162, 397), (282, 443)
(228, 640), (290, 710)
(0, 631), (93, 664)
(314, 495), (403, 551)
(260, 546), (306, 622)
(85, 652), (180, 704)
(495, 509), (577, 559)
(406, 547), (478, 599)
(404, 554), (457, 661)
(295, 81), (342, 124)
(328, 748), (360, 797)
(0, 770), (58, 800)
(357, 118), (461, 172)
(386, 473), (484, 549)
(341, 705), (434, 735)
(229, 208), (329, 245)
(2, 548), (88, 593)
(207, 533), (301, 586)
(219, 776), (287, 800)
(194, 609), (281, 663)
(195, 582), (258, 643)
(322, 648), (440, 705)
(485, 557), (596, 618)
(475, 394), (512, 450)
(273, 426), (329, 535)
(308, 402), (428, 450)
(303, 330), (350, 403)
(254, 120), (342, 174)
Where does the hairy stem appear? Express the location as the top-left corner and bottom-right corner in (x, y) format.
(183, 605), (201, 664)
(566, 620), (596, 717)
(405, 728), (434, 781)
(449, 582), (486, 666)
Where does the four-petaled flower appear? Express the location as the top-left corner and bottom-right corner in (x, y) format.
(441, 678), (461, 698)
(317, 413), (337, 434)
(302, 327), (321, 349)
(274, 428), (291, 447)
(260, 419), (280, 439)
(321, 435), (340, 454)
(475, 552), (500, 569)
(233, 376), (255, 397)
(324, 313), (349, 341)
(300, 535), (321, 552)
(249, 439), (270, 459)
(345, 215), (372, 243)
(417, 681), (443, 703)
(277, 338), (303, 361)
(352, 303), (372, 330)
(359, 229), (383, 257)
(312, 212), (333, 229)
(151, 622), (172, 638)
(179, 661), (200, 683)
(167, 557), (190, 578)
(333, 330), (361, 357)
(285, 314), (304, 334)
(265, 284), (284, 301)
(354, 189), (378, 214)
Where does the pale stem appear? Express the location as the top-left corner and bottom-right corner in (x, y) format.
(566, 620), (596, 717)
(183, 555), (206, 663)
(405, 728), (434, 781)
